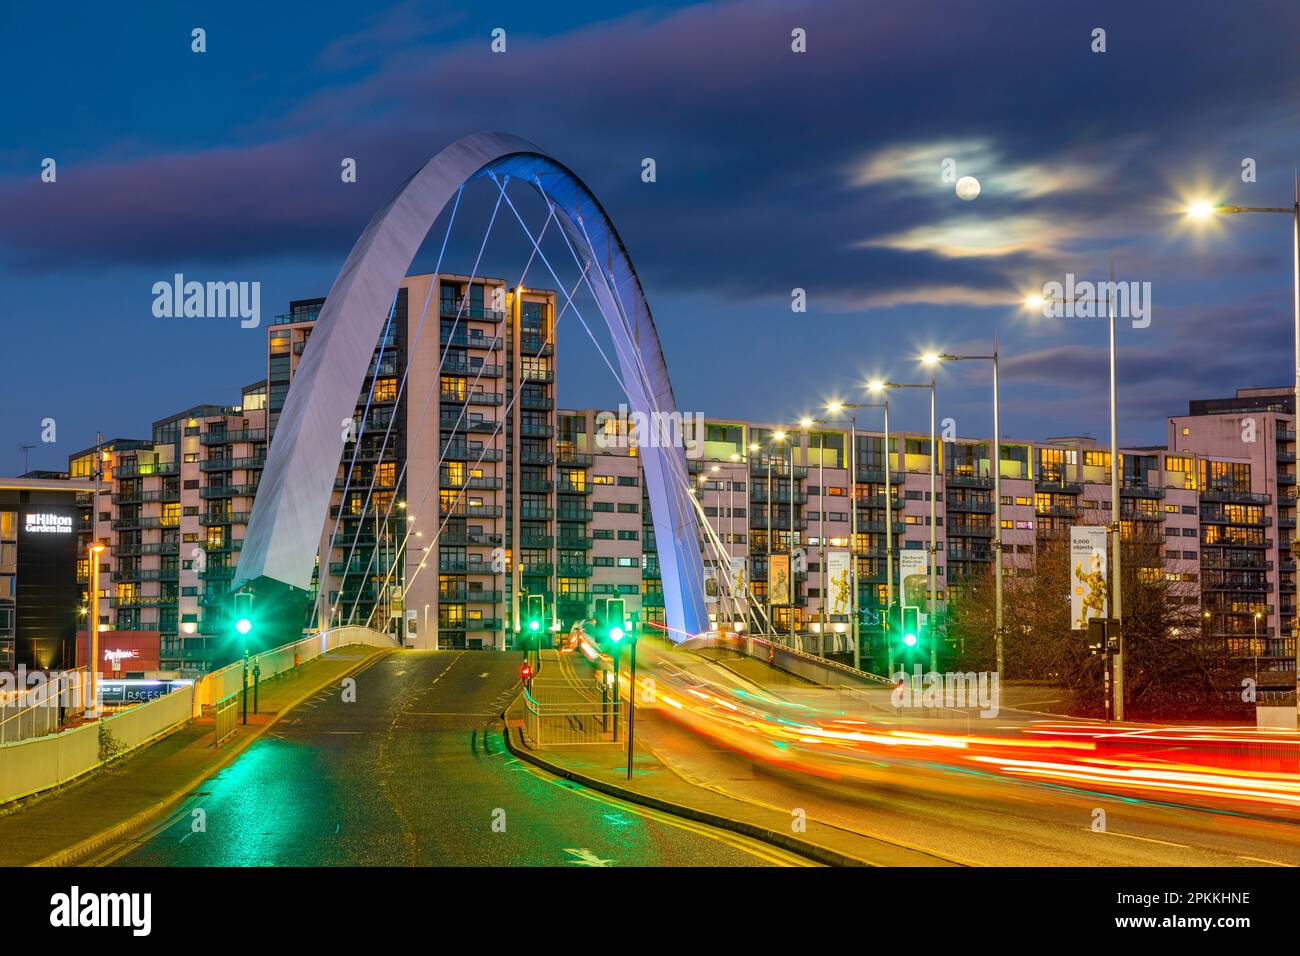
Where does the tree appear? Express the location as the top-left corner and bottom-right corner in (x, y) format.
(944, 523), (1240, 720)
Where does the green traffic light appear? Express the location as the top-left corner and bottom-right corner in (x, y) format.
(609, 626), (625, 643)
(236, 617), (253, 636)
(528, 619), (540, 632)
(902, 632), (917, 647)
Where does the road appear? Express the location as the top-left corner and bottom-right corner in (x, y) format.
(624, 639), (1300, 867)
(100, 650), (808, 867)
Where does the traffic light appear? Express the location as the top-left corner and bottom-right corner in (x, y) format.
(901, 605), (920, 650)
(525, 594), (545, 636)
(605, 598), (626, 644)
(520, 662), (534, 684)
(888, 604), (922, 654)
(233, 589), (254, 641)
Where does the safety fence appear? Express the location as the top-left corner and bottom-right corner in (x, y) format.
(0, 669), (87, 745)
(521, 686), (627, 747)
(213, 693), (239, 747)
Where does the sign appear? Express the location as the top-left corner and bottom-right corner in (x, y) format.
(703, 565), (720, 604)
(900, 550), (928, 607)
(826, 551), (852, 616)
(23, 512), (73, 534)
(1070, 526), (1109, 630)
(77, 631), (161, 674)
(770, 553), (791, 606)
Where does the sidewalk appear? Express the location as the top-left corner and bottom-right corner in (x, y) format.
(0, 645), (391, 866)
(506, 650), (959, 867)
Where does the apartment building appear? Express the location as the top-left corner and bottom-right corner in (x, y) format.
(70, 386), (270, 674)
(270, 273), (560, 652)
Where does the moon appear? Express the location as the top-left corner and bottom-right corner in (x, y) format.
(955, 175), (981, 201)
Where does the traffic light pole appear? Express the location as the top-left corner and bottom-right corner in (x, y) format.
(611, 645), (622, 743)
(626, 637), (638, 780)
(241, 648), (249, 725)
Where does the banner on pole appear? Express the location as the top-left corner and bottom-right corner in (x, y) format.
(770, 553), (791, 606)
(826, 551), (852, 616)
(1070, 526), (1109, 630)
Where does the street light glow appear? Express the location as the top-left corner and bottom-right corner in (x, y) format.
(1186, 200), (1216, 220)
(867, 380), (885, 393)
(798, 417), (813, 428)
(1023, 293), (1046, 310)
(920, 353), (940, 366)
(826, 400), (844, 414)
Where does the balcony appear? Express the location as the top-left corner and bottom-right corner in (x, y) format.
(556, 536), (592, 549)
(200, 456), (265, 472)
(440, 531), (502, 547)
(946, 473), (995, 489)
(441, 475), (502, 491)
(641, 593), (666, 607)
(949, 498), (996, 514)
(201, 428), (267, 445)
(520, 506), (554, 521)
(1200, 488), (1273, 504)
(1119, 482), (1165, 499)
(557, 482), (590, 495)
(116, 461), (180, 478)
(201, 483), (259, 498)
(750, 461), (808, 479)
(1035, 477), (1084, 494)
(198, 566), (235, 580)
(522, 395), (554, 411)
(439, 303), (507, 322)
(521, 368), (554, 383)
(439, 589), (503, 604)
(441, 390), (503, 406)
(442, 504), (503, 519)
(520, 422), (554, 438)
(948, 523), (995, 537)
(442, 416), (499, 434)
(518, 478), (553, 494)
(441, 361), (502, 378)
(522, 563), (553, 576)
(751, 488), (809, 504)
(441, 331), (501, 349)
(520, 534), (554, 549)
(558, 452), (592, 467)
(520, 451), (554, 466)
(440, 444), (503, 462)
(556, 509), (593, 523)
(556, 563), (593, 578)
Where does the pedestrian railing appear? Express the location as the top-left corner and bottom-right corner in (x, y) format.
(521, 685), (626, 747)
(213, 692), (239, 747)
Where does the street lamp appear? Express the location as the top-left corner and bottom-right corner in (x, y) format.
(926, 351), (1004, 680)
(864, 382), (899, 673)
(1023, 271), (1126, 719)
(762, 429), (792, 640)
(827, 401), (867, 669)
(1186, 183), (1300, 711)
(874, 375), (941, 671)
(87, 541), (106, 714)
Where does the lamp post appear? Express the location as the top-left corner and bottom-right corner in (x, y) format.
(764, 430), (788, 638)
(826, 403), (863, 670)
(87, 541), (105, 715)
(863, 386), (898, 674)
(928, 351), (1003, 680)
(1025, 272), (1125, 718)
(1188, 185), (1300, 712)
(800, 418), (829, 656)
(874, 376), (941, 670)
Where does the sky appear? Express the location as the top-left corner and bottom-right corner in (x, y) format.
(3, 0), (1300, 474)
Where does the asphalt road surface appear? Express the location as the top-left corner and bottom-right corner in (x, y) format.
(103, 650), (806, 867)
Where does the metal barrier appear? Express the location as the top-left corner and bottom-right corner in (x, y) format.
(521, 688), (626, 746)
(213, 693), (238, 747)
(0, 670), (86, 745)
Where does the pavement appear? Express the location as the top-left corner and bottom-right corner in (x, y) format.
(514, 639), (1300, 867)
(0, 645), (391, 866)
(96, 649), (807, 866)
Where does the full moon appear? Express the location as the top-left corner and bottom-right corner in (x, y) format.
(955, 175), (981, 201)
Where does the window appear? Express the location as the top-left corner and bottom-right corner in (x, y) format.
(618, 475), (639, 487)
(592, 474), (614, 485)
(374, 377), (398, 402)
(593, 501), (614, 512)
(617, 503), (639, 514)
(617, 530), (639, 541)
(617, 557), (637, 567)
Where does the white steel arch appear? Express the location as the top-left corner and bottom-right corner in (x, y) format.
(234, 132), (707, 641)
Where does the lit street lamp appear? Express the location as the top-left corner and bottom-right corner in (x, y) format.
(926, 351), (1003, 680)
(825, 402), (863, 669)
(1023, 270), (1126, 720)
(1187, 183), (1300, 711)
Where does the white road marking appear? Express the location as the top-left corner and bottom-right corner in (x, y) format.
(1237, 855), (1292, 866)
(1087, 830), (1188, 849)
(564, 848), (614, 867)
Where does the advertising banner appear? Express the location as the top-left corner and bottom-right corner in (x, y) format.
(703, 564), (720, 605)
(1070, 526), (1109, 630)
(728, 556), (748, 617)
(900, 550), (928, 607)
(770, 553), (791, 606)
(826, 551), (853, 616)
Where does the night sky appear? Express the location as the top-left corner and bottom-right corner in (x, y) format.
(4, 0), (1300, 474)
